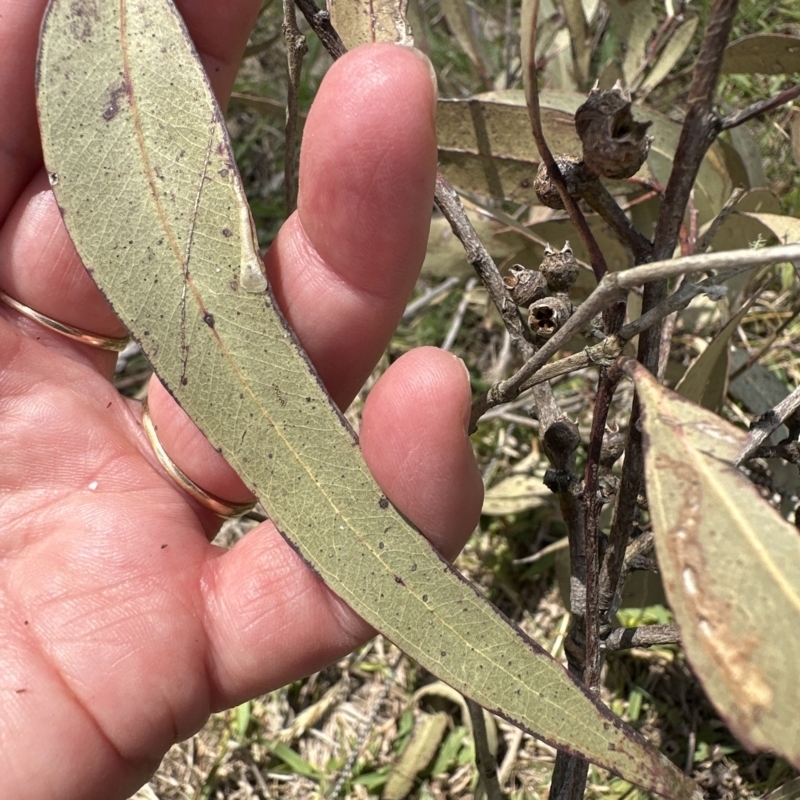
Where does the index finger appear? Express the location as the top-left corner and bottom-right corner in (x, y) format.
(0, 0), (260, 226)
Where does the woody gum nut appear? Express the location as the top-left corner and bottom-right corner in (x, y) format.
(528, 294), (573, 344)
(503, 265), (548, 307)
(533, 156), (584, 209)
(575, 82), (653, 180)
(540, 243), (579, 293)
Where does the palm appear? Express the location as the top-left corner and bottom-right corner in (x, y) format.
(0, 2), (482, 798)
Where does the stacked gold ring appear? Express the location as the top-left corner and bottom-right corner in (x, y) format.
(1, 287), (254, 519)
(0, 289), (131, 352)
(141, 399), (257, 519)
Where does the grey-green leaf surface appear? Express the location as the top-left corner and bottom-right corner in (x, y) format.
(721, 33), (800, 74)
(675, 301), (751, 412)
(36, 1), (696, 796)
(638, 15), (699, 97)
(635, 366), (800, 766)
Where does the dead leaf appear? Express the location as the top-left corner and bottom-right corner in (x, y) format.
(634, 365), (800, 766)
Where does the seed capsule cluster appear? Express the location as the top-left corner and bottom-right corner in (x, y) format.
(504, 243), (578, 345)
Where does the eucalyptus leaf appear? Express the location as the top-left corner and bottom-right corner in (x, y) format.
(436, 89), (732, 222)
(635, 365), (800, 767)
(739, 211), (800, 244)
(721, 33), (800, 74)
(562, 0), (591, 89)
(675, 302), (750, 412)
(605, 0), (657, 87)
(638, 16), (699, 97)
(36, 0), (698, 795)
(383, 712), (449, 800)
(438, 0), (487, 79)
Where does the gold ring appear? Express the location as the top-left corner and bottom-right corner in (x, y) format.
(141, 398), (257, 519)
(0, 289), (131, 352)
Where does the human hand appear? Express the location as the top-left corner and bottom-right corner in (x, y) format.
(0, 2), (483, 798)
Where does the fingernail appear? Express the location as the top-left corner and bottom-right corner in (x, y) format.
(449, 354), (474, 434)
(411, 47), (438, 97)
(452, 354), (471, 389)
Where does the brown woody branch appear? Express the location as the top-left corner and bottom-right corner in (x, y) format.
(601, 0), (741, 648)
(471, 244), (800, 424)
(605, 623), (680, 652)
(293, 0), (347, 59)
(721, 83), (800, 131)
(522, 0), (609, 287)
(282, 0), (308, 214)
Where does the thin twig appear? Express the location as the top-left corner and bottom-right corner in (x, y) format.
(402, 276), (461, 321)
(605, 623), (680, 652)
(721, 83), (800, 131)
(643, 0), (740, 367)
(435, 174), (533, 354)
(579, 179), (653, 264)
(608, 0), (748, 628)
(535, 386), (587, 800)
(283, 0), (308, 214)
(467, 700), (506, 800)
(521, 0), (609, 285)
(697, 186), (747, 255)
(471, 244), (800, 424)
(293, 0), (347, 59)
(581, 363), (624, 692)
(442, 278), (478, 351)
(734, 384), (800, 465)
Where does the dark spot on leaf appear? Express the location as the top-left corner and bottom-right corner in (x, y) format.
(422, 594), (428, 602)
(203, 312), (215, 328)
(102, 79), (128, 122)
(378, 542), (384, 549)
(181, 377), (188, 386)
(219, 168), (229, 178)
(520, 177), (531, 188)
(378, 496), (389, 509)
(68, 0), (100, 40)
(411, 563), (417, 572)
(440, 650), (447, 657)
(222, 228), (232, 237)
(394, 575), (405, 586)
